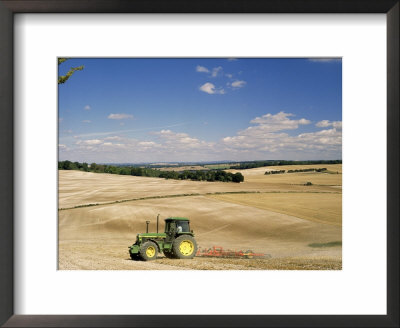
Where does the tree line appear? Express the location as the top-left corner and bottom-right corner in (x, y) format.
(158, 169), (244, 183)
(228, 160), (341, 170)
(287, 168), (327, 173)
(58, 160), (244, 183)
(264, 168), (328, 175)
(264, 170), (286, 175)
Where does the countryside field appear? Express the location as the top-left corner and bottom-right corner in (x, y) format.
(58, 164), (342, 270)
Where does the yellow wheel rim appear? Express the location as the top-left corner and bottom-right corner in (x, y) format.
(179, 240), (194, 256)
(146, 246), (156, 258)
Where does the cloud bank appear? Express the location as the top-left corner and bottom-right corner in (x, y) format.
(60, 111), (342, 163)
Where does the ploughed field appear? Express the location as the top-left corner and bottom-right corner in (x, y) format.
(58, 164), (342, 270)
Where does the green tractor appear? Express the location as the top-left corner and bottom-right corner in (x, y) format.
(129, 215), (198, 261)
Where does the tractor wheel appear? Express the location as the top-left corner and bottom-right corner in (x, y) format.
(163, 250), (175, 259)
(245, 250), (254, 259)
(139, 241), (158, 261)
(172, 235), (198, 259)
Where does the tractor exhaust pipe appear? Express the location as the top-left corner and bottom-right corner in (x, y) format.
(157, 214), (160, 233)
(146, 221), (150, 233)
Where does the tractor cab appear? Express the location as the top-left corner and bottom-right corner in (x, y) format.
(165, 217), (192, 234)
(164, 217), (193, 243)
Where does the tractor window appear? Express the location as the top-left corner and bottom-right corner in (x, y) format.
(176, 221), (190, 232)
(165, 221), (171, 233)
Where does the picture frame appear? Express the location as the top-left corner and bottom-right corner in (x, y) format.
(0, 0), (398, 327)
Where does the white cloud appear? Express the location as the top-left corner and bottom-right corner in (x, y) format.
(211, 66), (223, 77)
(196, 65), (224, 78)
(59, 117), (64, 123)
(69, 130), (215, 156)
(84, 105), (91, 110)
(231, 80), (246, 88)
(316, 120), (342, 129)
(220, 112), (341, 157)
(199, 83), (215, 94)
(199, 82), (225, 95)
(332, 121), (342, 129)
(248, 112), (310, 132)
(60, 129), (217, 162)
(72, 138), (130, 153)
(315, 120), (330, 127)
(85, 139), (102, 145)
(104, 136), (122, 141)
(76, 139), (102, 145)
(108, 113), (134, 120)
(102, 142), (126, 148)
(60, 111), (341, 162)
(196, 65), (209, 73)
(227, 58), (238, 61)
(154, 129), (214, 151)
(297, 128), (342, 146)
(225, 73), (233, 78)
(138, 141), (157, 147)
(82, 120), (91, 123)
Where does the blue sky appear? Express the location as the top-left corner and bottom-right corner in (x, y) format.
(58, 58), (342, 163)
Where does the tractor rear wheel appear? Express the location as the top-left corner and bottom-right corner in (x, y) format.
(139, 241), (158, 261)
(172, 235), (197, 259)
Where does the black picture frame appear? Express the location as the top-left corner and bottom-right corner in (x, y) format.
(0, 1), (398, 327)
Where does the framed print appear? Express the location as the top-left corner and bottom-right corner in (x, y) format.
(0, 0), (398, 327)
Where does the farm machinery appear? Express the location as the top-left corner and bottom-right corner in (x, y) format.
(129, 215), (198, 261)
(129, 215), (270, 261)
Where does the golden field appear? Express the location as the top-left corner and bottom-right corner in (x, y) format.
(208, 192), (342, 226)
(58, 164), (342, 270)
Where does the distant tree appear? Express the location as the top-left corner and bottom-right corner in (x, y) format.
(96, 164), (105, 173)
(82, 162), (89, 172)
(232, 172), (244, 183)
(61, 160), (72, 170)
(131, 167), (143, 176)
(119, 167), (130, 175)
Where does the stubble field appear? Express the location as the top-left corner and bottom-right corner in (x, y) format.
(58, 164), (342, 270)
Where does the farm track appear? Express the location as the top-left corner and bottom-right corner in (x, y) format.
(59, 190), (341, 211)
